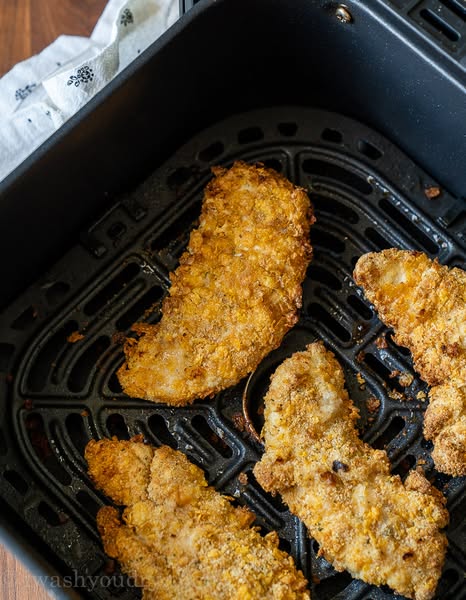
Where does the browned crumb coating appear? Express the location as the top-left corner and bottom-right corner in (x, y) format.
(117, 161), (314, 406)
(253, 342), (448, 600)
(85, 439), (310, 600)
(354, 249), (466, 476)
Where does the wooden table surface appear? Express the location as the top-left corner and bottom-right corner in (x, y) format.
(0, 3), (107, 595)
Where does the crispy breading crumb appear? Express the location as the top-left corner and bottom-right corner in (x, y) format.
(375, 335), (388, 349)
(238, 472), (249, 485)
(424, 186), (441, 199)
(354, 249), (466, 476)
(117, 162), (314, 406)
(366, 397), (381, 414)
(85, 439), (309, 600)
(254, 342), (448, 600)
(399, 372), (414, 387)
(67, 331), (84, 343)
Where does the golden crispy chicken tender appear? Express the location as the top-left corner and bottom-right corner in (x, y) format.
(85, 438), (310, 600)
(117, 161), (314, 406)
(253, 342), (448, 600)
(353, 249), (466, 476)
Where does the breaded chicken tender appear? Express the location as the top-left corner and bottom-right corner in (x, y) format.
(118, 161), (314, 406)
(253, 342), (448, 600)
(85, 438), (310, 600)
(354, 249), (466, 476)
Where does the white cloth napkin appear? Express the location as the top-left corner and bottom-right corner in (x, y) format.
(0, 0), (178, 182)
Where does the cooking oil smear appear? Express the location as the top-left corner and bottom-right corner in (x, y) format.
(352, 321), (371, 342)
(366, 175), (391, 196)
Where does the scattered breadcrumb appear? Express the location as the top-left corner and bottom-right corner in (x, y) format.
(399, 372), (414, 387)
(67, 331), (84, 343)
(356, 372), (366, 390)
(424, 186), (441, 199)
(388, 389), (406, 402)
(231, 413), (246, 432)
(375, 335), (388, 349)
(367, 397), (381, 414)
(416, 391), (427, 401)
(238, 472), (249, 485)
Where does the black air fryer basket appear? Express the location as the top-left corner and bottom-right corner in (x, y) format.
(0, 1), (464, 598)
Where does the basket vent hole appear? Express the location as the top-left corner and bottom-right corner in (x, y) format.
(167, 166), (194, 188)
(116, 285), (164, 331)
(365, 227), (392, 250)
(278, 122), (298, 137)
(436, 568), (460, 597)
(392, 454), (416, 479)
(449, 496), (466, 530)
(386, 332), (411, 356)
(77, 490), (100, 518)
(191, 415), (232, 458)
(372, 416), (405, 449)
(379, 198), (439, 254)
(278, 538), (292, 553)
(420, 8), (460, 41)
(311, 228), (346, 254)
(45, 281), (70, 305)
(25, 413), (72, 485)
(357, 139), (382, 160)
(107, 221), (127, 241)
(307, 265), (342, 291)
(321, 128), (343, 143)
(106, 414), (130, 440)
(148, 414), (177, 448)
(347, 294), (373, 320)
(309, 303), (351, 342)
(38, 501), (62, 526)
(12, 306), (38, 330)
(363, 352), (404, 392)
(0, 343), (14, 372)
(311, 195), (359, 224)
(314, 570), (353, 596)
(237, 126), (264, 144)
(65, 413), (89, 455)
(67, 336), (111, 393)
(421, 438), (433, 450)
(198, 141), (224, 162)
(27, 320), (78, 392)
(440, 0), (466, 21)
(302, 159), (372, 195)
(151, 200), (201, 252)
(84, 263), (140, 316)
(4, 470), (28, 495)
(108, 370), (123, 394)
(262, 158), (283, 173)
(312, 539), (320, 554)
(0, 429), (6, 455)
(364, 352), (391, 381)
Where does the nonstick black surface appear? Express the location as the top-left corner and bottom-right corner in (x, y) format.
(0, 108), (464, 599)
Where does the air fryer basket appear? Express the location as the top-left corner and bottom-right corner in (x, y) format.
(1, 0), (466, 597)
(0, 105), (464, 599)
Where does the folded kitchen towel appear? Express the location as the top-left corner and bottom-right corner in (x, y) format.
(0, 0), (178, 182)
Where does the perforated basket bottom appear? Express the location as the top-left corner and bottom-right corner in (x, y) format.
(0, 107), (464, 600)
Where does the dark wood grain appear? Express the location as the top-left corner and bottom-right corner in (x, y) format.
(0, 0), (107, 76)
(0, 1), (108, 593)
